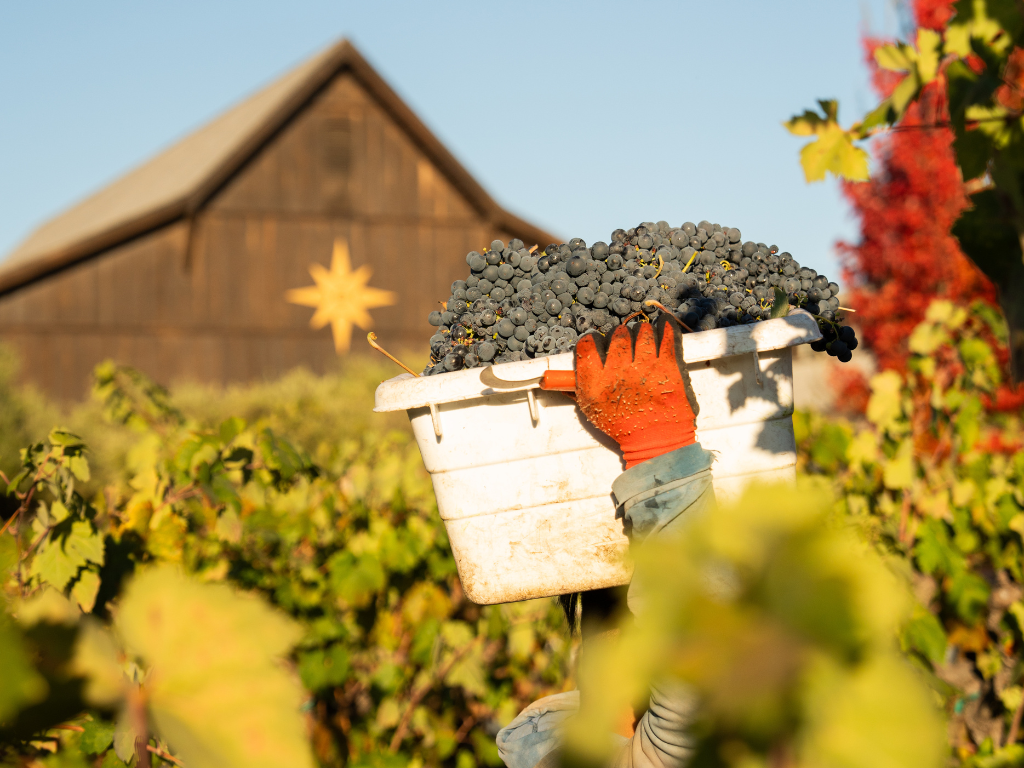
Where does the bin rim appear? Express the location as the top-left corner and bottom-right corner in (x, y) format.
(374, 310), (820, 413)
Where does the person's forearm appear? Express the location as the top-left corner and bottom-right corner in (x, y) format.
(612, 682), (697, 768)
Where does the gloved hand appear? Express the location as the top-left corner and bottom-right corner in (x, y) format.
(574, 316), (699, 468)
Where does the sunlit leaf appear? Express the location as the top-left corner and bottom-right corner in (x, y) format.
(81, 720), (116, 755)
(770, 287), (790, 318)
(799, 124), (870, 182)
(116, 566), (314, 768)
(875, 43), (915, 72)
(72, 619), (126, 707)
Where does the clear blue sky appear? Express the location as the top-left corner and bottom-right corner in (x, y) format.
(0, 1), (903, 281)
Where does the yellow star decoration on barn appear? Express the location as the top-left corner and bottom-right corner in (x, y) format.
(285, 239), (397, 353)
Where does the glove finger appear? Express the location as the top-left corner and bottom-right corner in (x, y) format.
(603, 324), (636, 369)
(574, 332), (607, 387)
(653, 314), (686, 379)
(632, 322), (659, 369)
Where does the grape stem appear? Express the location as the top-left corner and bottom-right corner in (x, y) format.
(681, 251), (698, 274)
(367, 333), (420, 377)
(654, 255), (664, 278)
(622, 310), (651, 325)
(643, 300), (694, 332)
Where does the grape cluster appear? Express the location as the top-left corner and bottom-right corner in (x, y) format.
(422, 220), (858, 374)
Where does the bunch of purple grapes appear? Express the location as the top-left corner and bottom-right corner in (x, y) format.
(423, 220), (857, 375)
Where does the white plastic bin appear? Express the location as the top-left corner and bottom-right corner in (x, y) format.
(374, 311), (821, 604)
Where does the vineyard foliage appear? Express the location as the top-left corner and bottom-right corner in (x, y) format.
(796, 300), (1024, 765)
(564, 479), (945, 768)
(0, 297), (1020, 767)
(0, 359), (572, 768)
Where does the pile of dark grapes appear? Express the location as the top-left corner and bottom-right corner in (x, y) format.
(423, 220), (858, 375)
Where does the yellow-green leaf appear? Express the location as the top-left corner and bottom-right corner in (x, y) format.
(72, 568), (102, 613)
(116, 566), (313, 768)
(855, 99), (894, 138)
(799, 124), (870, 182)
(890, 72), (922, 115)
(784, 110), (827, 137)
(30, 534), (86, 592)
(866, 371), (905, 429)
(916, 28), (942, 82)
(875, 43), (915, 72)
(49, 428), (85, 447)
(946, 0), (1012, 56)
(69, 454), (91, 482)
(883, 441), (916, 490)
(72, 619), (126, 707)
(66, 521), (105, 567)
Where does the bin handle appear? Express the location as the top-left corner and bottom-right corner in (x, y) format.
(428, 403), (443, 438)
(479, 367), (577, 392)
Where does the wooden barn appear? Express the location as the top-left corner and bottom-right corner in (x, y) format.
(0, 39), (554, 400)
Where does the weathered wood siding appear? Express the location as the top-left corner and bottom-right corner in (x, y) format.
(0, 72), (532, 399)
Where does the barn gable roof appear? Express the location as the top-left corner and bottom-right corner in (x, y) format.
(0, 38), (553, 295)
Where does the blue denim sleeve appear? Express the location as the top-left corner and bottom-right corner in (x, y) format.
(611, 442), (715, 546)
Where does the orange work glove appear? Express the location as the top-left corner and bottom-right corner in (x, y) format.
(573, 316), (698, 469)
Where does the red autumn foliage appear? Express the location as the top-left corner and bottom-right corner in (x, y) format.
(833, 0), (1024, 412)
(915, 0), (956, 31)
(995, 46), (1024, 114)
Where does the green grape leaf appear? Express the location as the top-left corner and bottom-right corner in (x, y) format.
(48, 428), (85, 447)
(69, 454), (91, 482)
(218, 416), (247, 445)
(101, 749), (129, 768)
(72, 618), (126, 707)
(915, 520), (956, 575)
(68, 522), (105, 566)
(916, 29), (942, 82)
(328, 551), (386, 608)
(946, 0), (1017, 56)
(444, 645), (488, 698)
(0, 534), (17, 581)
(949, 570), (991, 624)
(890, 73), (922, 116)
(116, 566), (314, 768)
(874, 43), (915, 72)
(31, 533), (86, 592)
(854, 99), (895, 138)
(866, 371), (905, 429)
(72, 568), (102, 613)
(883, 440), (915, 490)
(785, 111), (827, 137)
(113, 709), (139, 763)
(298, 645), (350, 692)
(904, 605), (947, 664)
(799, 123), (870, 182)
(81, 720), (116, 755)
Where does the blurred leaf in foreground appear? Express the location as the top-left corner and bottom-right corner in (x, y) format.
(0, 616), (48, 722)
(116, 566), (314, 768)
(564, 480), (945, 768)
